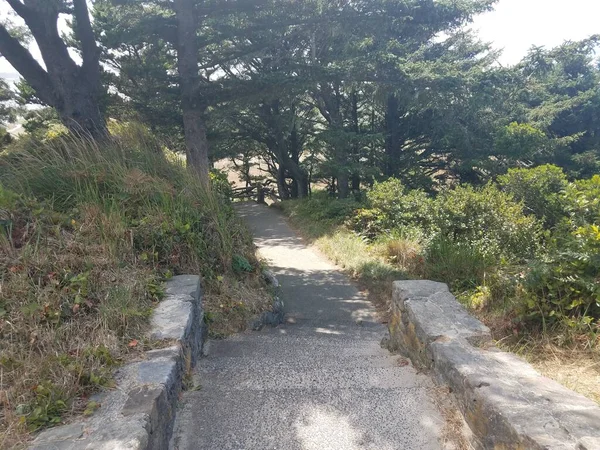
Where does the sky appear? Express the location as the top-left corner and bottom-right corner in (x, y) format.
(1, 0), (600, 77)
(472, 0), (600, 65)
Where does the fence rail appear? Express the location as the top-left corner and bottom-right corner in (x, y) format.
(231, 181), (280, 203)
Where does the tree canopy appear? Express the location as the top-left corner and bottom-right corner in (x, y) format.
(1, 0), (599, 192)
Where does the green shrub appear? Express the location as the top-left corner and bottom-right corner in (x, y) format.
(282, 191), (361, 233)
(432, 183), (541, 261)
(498, 164), (568, 228)
(523, 225), (600, 327)
(425, 237), (494, 291)
(562, 174), (600, 227)
(520, 175), (600, 329)
(350, 179), (433, 239)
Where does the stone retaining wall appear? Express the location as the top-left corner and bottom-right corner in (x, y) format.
(389, 280), (600, 450)
(31, 275), (206, 450)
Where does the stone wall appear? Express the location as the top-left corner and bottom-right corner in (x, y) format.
(389, 280), (600, 450)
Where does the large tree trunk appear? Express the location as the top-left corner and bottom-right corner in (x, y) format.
(279, 156), (309, 199)
(173, 0), (210, 184)
(0, 0), (106, 138)
(59, 79), (106, 137)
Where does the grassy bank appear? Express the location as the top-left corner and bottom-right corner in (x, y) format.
(279, 182), (599, 404)
(0, 125), (270, 447)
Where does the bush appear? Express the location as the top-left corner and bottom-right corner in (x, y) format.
(349, 179), (433, 239)
(520, 174), (600, 329)
(280, 191), (361, 238)
(425, 237), (494, 291)
(432, 183), (541, 261)
(499, 164), (569, 228)
(523, 225), (600, 327)
(563, 174), (600, 227)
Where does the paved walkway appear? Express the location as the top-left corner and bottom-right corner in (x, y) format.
(171, 203), (444, 450)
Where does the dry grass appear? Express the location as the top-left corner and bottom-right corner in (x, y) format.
(0, 126), (271, 446)
(475, 312), (600, 404)
(0, 199), (157, 448)
(428, 386), (474, 450)
(203, 271), (274, 338)
(527, 346), (600, 403)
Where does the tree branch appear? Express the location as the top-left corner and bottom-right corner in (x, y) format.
(4, 0), (32, 20)
(72, 0), (100, 79)
(0, 22), (55, 105)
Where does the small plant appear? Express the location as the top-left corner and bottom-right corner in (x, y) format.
(232, 254), (253, 273)
(17, 382), (68, 431)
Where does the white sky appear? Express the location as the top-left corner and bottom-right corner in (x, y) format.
(1, 0), (600, 77)
(473, 0), (600, 65)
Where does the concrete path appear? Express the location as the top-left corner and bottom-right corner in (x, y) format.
(171, 203), (444, 450)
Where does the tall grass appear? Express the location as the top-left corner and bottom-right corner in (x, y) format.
(0, 124), (268, 447)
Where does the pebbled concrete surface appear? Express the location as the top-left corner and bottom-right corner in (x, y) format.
(171, 203), (444, 450)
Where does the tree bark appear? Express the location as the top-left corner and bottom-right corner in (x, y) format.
(0, 0), (106, 138)
(385, 93), (402, 177)
(276, 164), (290, 200)
(337, 171), (350, 199)
(173, 0), (210, 184)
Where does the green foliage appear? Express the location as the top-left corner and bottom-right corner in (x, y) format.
(519, 174), (600, 327)
(523, 224), (600, 326)
(350, 179), (433, 239)
(283, 191), (361, 230)
(563, 175), (600, 227)
(17, 382), (68, 431)
(433, 184), (541, 260)
(494, 122), (548, 160)
(232, 254), (253, 273)
(425, 237), (494, 292)
(498, 164), (569, 228)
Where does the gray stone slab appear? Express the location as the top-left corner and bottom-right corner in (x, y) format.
(431, 339), (600, 449)
(30, 423), (85, 450)
(149, 299), (193, 342)
(393, 281), (491, 347)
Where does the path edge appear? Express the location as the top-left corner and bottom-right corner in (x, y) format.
(387, 280), (600, 450)
(249, 269), (285, 330)
(30, 275), (206, 450)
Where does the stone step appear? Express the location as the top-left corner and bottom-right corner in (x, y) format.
(197, 365), (427, 391)
(173, 385), (442, 450)
(200, 353), (408, 371)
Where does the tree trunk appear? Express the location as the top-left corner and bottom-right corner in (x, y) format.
(338, 171), (350, 199)
(277, 165), (290, 200)
(173, 0), (210, 184)
(350, 90), (361, 194)
(385, 93), (401, 177)
(182, 107), (210, 179)
(59, 79), (106, 138)
(351, 173), (361, 193)
(0, 0), (107, 138)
